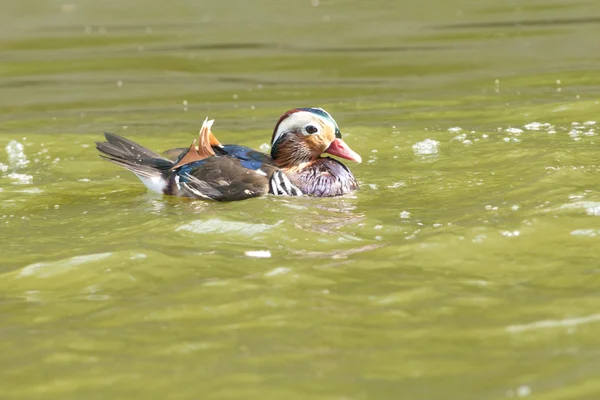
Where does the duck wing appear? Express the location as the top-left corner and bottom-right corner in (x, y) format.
(170, 156), (301, 201)
(171, 157), (278, 201)
(165, 119), (300, 200)
(164, 144), (274, 168)
(217, 144), (275, 168)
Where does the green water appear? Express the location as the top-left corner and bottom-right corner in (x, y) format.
(2, 0), (600, 399)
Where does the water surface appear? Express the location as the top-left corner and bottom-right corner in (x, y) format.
(2, 1), (600, 399)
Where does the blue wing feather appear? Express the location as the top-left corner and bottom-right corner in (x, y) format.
(176, 160), (208, 183)
(220, 145), (273, 170)
(173, 145), (272, 177)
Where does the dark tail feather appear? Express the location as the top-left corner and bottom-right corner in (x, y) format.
(96, 132), (174, 178)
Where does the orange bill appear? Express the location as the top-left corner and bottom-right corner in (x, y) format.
(324, 138), (362, 163)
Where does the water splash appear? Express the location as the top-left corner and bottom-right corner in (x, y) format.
(3, 140), (33, 185)
(6, 141), (29, 168)
(523, 122), (552, 131)
(412, 139), (439, 156)
(7, 173), (33, 185)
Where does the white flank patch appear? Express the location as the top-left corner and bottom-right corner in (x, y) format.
(137, 175), (167, 194)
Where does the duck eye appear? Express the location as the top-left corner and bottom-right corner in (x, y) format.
(305, 125), (318, 134)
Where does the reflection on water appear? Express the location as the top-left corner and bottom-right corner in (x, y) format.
(2, 0), (600, 399)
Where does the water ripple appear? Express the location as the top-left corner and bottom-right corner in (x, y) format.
(177, 218), (280, 235)
(507, 313), (600, 333)
(18, 253), (113, 278)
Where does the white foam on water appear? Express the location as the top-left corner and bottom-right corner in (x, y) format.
(571, 229), (600, 237)
(586, 205), (600, 216)
(451, 133), (467, 142)
(387, 181), (405, 189)
(245, 250), (271, 258)
(557, 201), (600, 216)
(569, 129), (580, 139)
(504, 127), (523, 135)
(567, 121), (597, 140)
(523, 122), (552, 131)
(7, 173), (33, 185)
(558, 201), (600, 209)
(412, 139), (439, 155)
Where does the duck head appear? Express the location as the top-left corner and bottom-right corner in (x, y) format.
(270, 108), (362, 168)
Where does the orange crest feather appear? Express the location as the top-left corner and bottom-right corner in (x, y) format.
(171, 118), (222, 170)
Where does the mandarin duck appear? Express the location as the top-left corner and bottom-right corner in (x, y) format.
(95, 107), (361, 201)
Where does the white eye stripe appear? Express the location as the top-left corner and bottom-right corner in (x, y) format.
(272, 111), (335, 145)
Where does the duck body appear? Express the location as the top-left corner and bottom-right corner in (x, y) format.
(165, 147), (285, 201)
(285, 158), (357, 197)
(96, 108), (361, 201)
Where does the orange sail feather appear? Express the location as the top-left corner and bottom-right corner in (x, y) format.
(170, 118), (222, 170)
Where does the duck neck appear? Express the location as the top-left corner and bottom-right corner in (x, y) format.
(271, 137), (318, 169)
